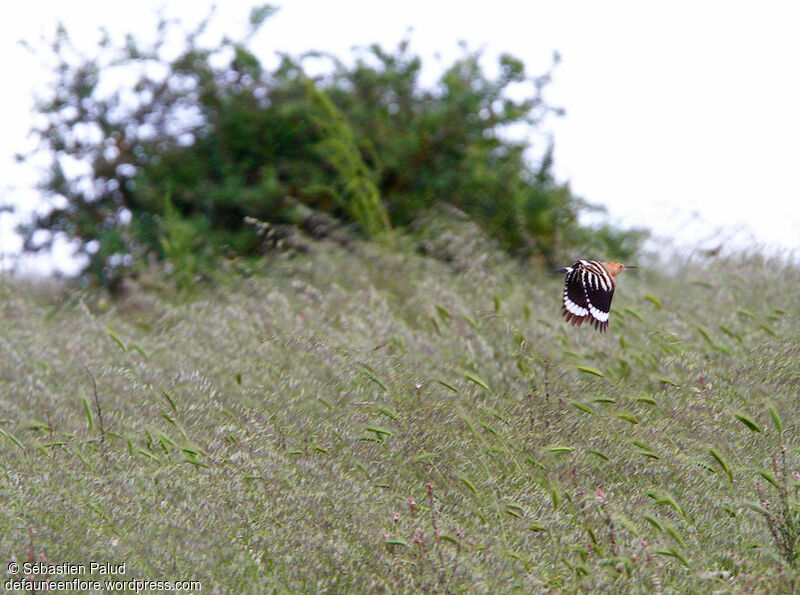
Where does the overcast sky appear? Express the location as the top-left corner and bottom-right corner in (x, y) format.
(2, 1), (799, 274)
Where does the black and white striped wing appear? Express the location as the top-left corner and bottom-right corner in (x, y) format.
(560, 260), (616, 332)
(561, 266), (590, 326)
(581, 263), (615, 331)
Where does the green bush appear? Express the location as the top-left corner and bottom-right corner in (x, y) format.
(19, 5), (644, 286)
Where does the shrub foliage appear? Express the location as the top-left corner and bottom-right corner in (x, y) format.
(20, 5), (644, 284)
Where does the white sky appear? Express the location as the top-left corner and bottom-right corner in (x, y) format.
(2, 1), (799, 274)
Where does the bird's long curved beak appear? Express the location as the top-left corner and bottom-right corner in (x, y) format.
(626, 266), (639, 269)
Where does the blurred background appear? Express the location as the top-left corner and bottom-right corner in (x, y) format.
(2, 0), (799, 280)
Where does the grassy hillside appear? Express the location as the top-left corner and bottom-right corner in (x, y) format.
(1, 217), (799, 592)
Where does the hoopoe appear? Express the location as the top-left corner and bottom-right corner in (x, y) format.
(556, 260), (636, 332)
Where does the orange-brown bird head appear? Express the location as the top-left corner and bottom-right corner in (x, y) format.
(601, 262), (636, 276)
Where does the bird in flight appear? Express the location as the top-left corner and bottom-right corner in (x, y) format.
(556, 260), (636, 332)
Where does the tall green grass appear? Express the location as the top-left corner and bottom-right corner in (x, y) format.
(1, 220), (799, 592)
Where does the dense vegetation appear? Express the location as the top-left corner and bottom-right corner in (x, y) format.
(17, 5), (643, 286)
(8, 4), (798, 592)
(1, 217), (799, 591)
